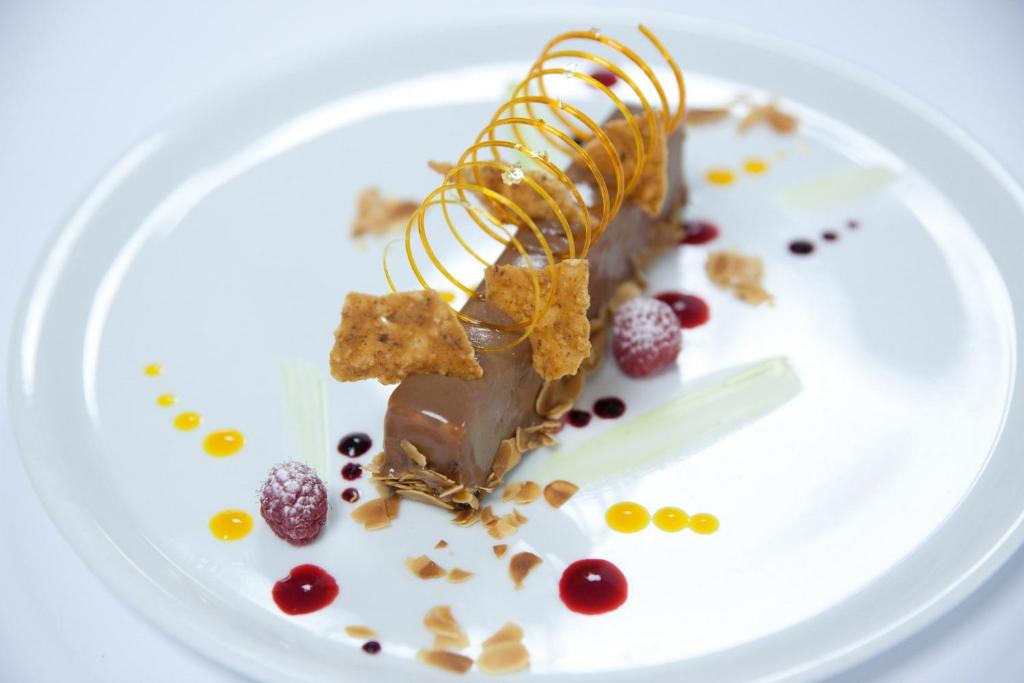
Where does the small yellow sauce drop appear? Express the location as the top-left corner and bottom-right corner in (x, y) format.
(774, 149), (787, 159)
(173, 411), (202, 431)
(144, 363), (163, 376)
(606, 502), (650, 533)
(439, 291), (456, 303)
(705, 168), (735, 186)
(208, 509), (253, 541)
(203, 429), (245, 457)
(653, 506), (690, 532)
(689, 513), (720, 535)
(743, 158), (768, 174)
(156, 393), (177, 407)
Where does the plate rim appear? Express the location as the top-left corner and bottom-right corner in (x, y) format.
(8, 7), (1024, 683)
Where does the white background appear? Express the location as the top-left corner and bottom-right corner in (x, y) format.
(2, 1), (1023, 681)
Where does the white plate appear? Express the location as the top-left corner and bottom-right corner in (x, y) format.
(9, 9), (1024, 683)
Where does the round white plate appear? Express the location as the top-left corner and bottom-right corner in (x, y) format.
(9, 9), (1024, 683)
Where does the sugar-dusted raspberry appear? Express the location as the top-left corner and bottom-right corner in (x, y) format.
(612, 297), (682, 378)
(259, 461), (328, 545)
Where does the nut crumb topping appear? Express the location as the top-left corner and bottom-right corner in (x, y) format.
(543, 480), (579, 508)
(418, 649), (473, 674)
(509, 552), (543, 589)
(406, 555), (448, 580)
(705, 249), (774, 306)
(501, 481), (541, 505)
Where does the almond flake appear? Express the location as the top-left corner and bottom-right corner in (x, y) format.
(512, 509), (528, 525)
(418, 649), (473, 674)
(487, 518), (518, 540)
(501, 481), (541, 504)
(685, 107), (732, 126)
(482, 622), (523, 647)
(479, 505), (497, 527)
(424, 606), (469, 650)
(434, 539), (448, 549)
(350, 187), (420, 238)
(451, 509), (480, 527)
(492, 544), (509, 558)
(351, 496), (401, 530)
(543, 480), (579, 508)
(344, 625), (377, 638)
(400, 440), (428, 467)
(705, 249), (774, 306)
(406, 555), (447, 580)
(477, 640), (530, 674)
(509, 552), (543, 589)
(447, 568), (474, 584)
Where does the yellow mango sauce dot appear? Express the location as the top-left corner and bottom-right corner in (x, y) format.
(439, 290), (456, 303)
(156, 393), (177, 407)
(208, 509), (253, 541)
(173, 411), (202, 431)
(143, 363), (163, 376)
(203, 429), (245, 457)
(705, 168), (735, 186)
(606, 502), (651, 533)
(653, 506), (690, 532)
(743, 158), (768, 174)
(689, 513), (720, 535)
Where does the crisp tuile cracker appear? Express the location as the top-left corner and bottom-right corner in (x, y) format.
(581, 112), (667, 216)
(485, 259), (591, 380)
(345, 625), (378, 638)
(424, 606), (469, 650)
(418, 649), (474, 674)
(350, 187), (420, 238)
(509, 552), (543, 589)
(501, 481), (541, 505)
(447, 568), (474, 583)
(406, 555), (448, 580)
(330, 290), (482, 385)
(543, 480), (579, 508)
(706, 250), (774, 306)
(351, 496), (401, 530)
(492, 544), (508, 558)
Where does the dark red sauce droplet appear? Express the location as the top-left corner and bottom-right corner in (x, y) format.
(681, 220), (720, 245)
(822, 231), (839, 242)
(338, 432), (372, 457)
(566, 410), (592, 428)
(789, 240), (815, 255)
(362, 640), (381, 655)
(590, 69), (618, 87)
(272, 564), (339, 615)
(654, 291), (710, 329)
(847, 219), (859, 230)
(593, 397), (626, 419)
(341, 487), (360, 503)
(341, 463), (362, 481)
(559, 558), (628, 615)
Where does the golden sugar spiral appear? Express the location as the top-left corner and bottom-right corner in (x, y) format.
(384, 25), (685, 351)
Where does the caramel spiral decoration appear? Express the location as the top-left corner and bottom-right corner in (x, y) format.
(384, 24), (685, 351)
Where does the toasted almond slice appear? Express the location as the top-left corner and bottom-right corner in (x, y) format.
(543, 480), (579, 508)
(424, 605), (469, 650)
(418, 649), (473, 674)
(479, 505), (497, 527)
(451, 509), (480, 527)
(452, 488), (480, 509)
(434, 539), (448, 549)
(482, 622), (524, 648)
(685, 107), (732, 126)
(766, 104), (799, 133)
(511, 508), (528, 525)
(487, 518), (518, 540)
(350, 187), (420, 238)
(406, 555), (447, 580)
(351, 497), (394, 530)
(501, 481), (541, 505)
(477, 640), (530, 674)
(492, 544), (508, 559)
(447, 568), (474, 584)
(400, 439), (428, 466)
(344, 625), (377, 638)
(509, 552), (543, 589)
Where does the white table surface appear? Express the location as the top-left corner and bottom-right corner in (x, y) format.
(2, 0), (1023, 680)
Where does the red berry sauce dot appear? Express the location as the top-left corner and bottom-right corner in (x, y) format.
(789, 239), (815, 255)
(822, 231), (839, 242)
(654, 291), (710, 329)
(338, 432), (372, 457)
(589, 68), (618, 87)
(341, 463), (362, 481)
(341, 487), (360, 503)
(272, 564), (339, 615)
(566, 410), (592, 428)
(593, 397), (626, 419)
(362, 640), (381, 655)
(847, 219), (859, 229)
(681, 220), (720, 245)
(559, 558), (628, 615)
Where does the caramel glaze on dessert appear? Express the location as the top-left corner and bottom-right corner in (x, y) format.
(375, 124), (688, 509)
